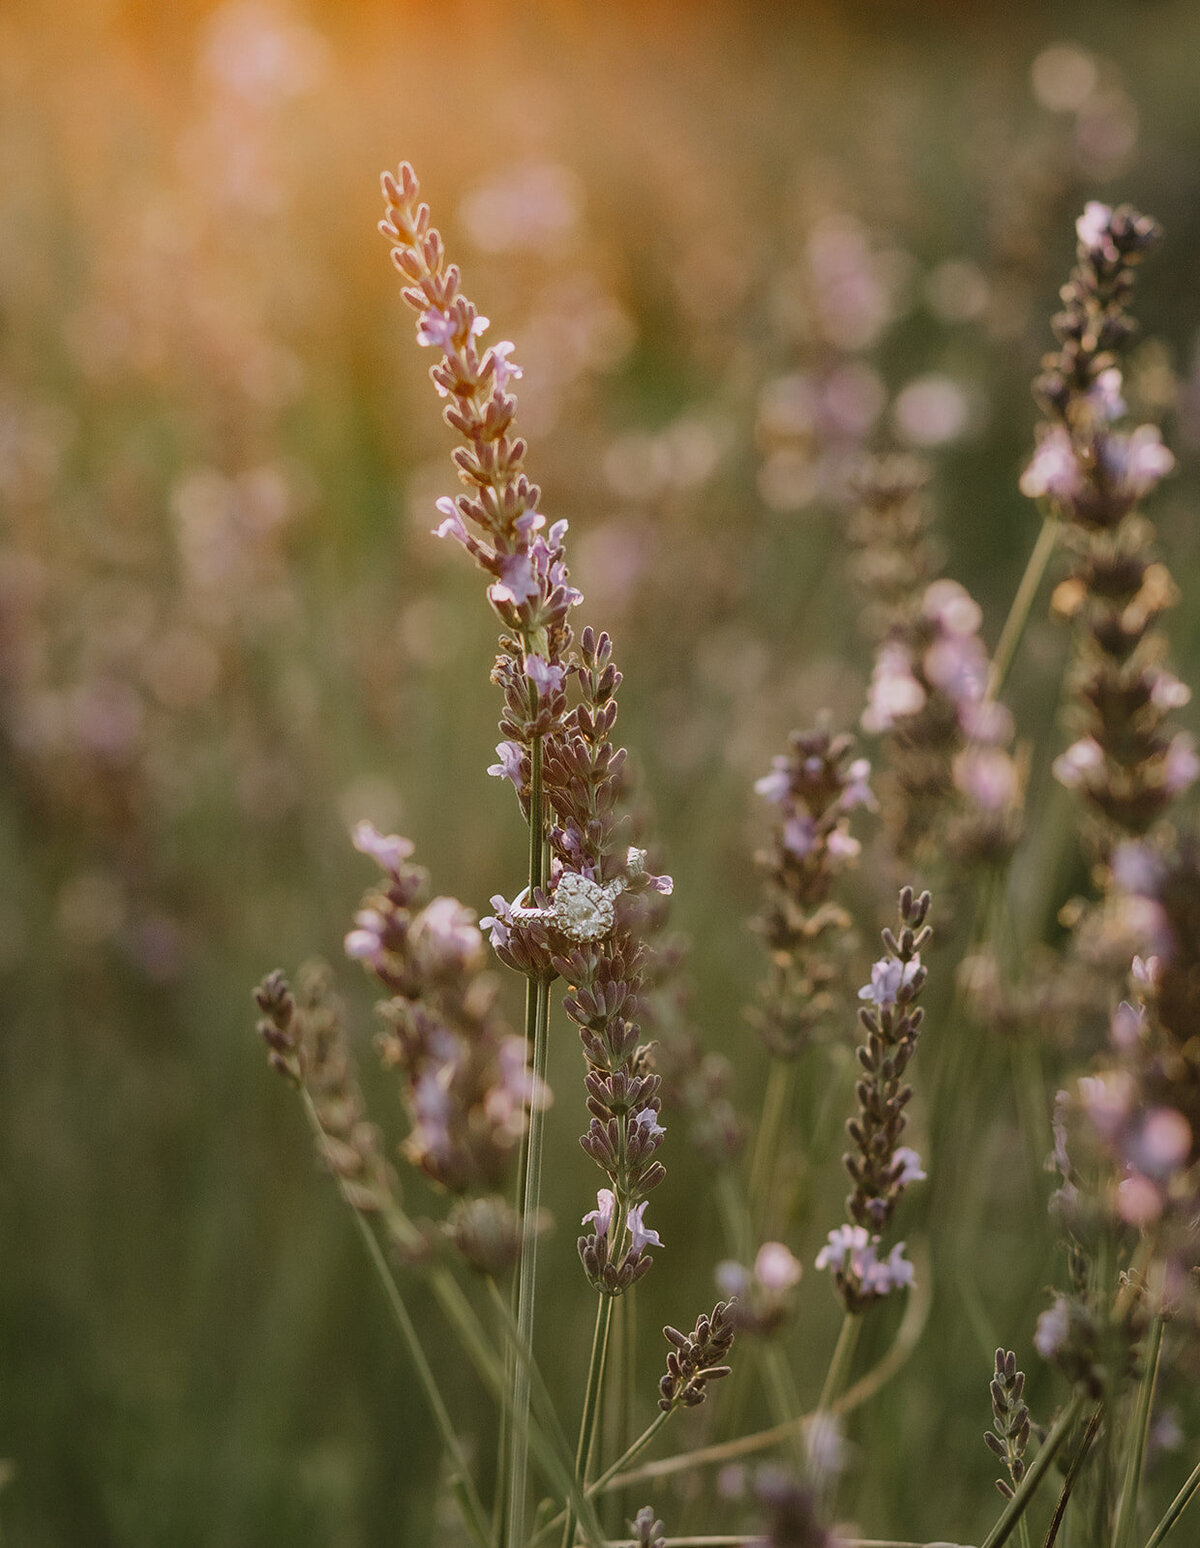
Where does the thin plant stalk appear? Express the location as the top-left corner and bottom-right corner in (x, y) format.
(562, 1294), (617, 1547)
(1043, 1401), (1103, 1548)
(507, 716), (550, 1548)
(980, 1390), (1088, 1548)
(530, 1411), (673, 1547)
(986, 514), (1059, 702)
(817, 1310), (861, 1413)
(1114, 1315), (1165, 1548)
(484, 1282), (608, 1548)
(346, 1204), (493, 1547)
(747, 1061), (796, 1236)
(1142, 1453), (1200, 1548)
(759, 1343), (805, 1464)
(602, 1265), (930, 1495)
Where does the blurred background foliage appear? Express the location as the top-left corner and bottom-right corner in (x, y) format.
(5, 0), (1200, 1543)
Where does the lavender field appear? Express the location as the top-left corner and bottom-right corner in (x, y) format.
(6, 3), (1200, 1545)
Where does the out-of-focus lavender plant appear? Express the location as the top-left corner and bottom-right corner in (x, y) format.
(1025, 202), (1195, 841)
(751, 724), (874, 1060)
(848, 458), (1024, 870)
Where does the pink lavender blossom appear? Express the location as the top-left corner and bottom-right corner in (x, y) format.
(815, 1225), (913, 1297)
(634, 1106), (666, 1141)
(1051, 736), (1105, 790)
(1087, 366), (1126, 423)
(754, 1241), (803, 1292)
(862, 643), (926, 732)
(490, 340), (522, 391)
(582, 1188), (617, 1240)
(489, 552), (539, 607)
(841, 757), (877, 811)
(524, 653), (566, 698)
(754, 760), (792, 806)
(352, 820), (414, 876)
(826, 828), (861, 859)
(410, 896), (484, 972)
(1034, 1295), (1071, 1360)
(1163, 734), (1200, 795)
(487, 740), (524, 787)
(480, 894), (514, 951)
(922, 578), (982, 637)
(1101, 425), (1175, 499)
(953, 746), (1021, 812)
(627, 1200), (663, 1255)
(783, 815), (817, 857)
(891, 1146), (926, 1186)
(1150, 672), (1191, 711)
(344, 907), (387, 965)
(416, 307), (488, 351)
(1020, 426), (1084, 504)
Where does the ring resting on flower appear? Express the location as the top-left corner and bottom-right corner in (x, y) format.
(510, 847), (648, 944)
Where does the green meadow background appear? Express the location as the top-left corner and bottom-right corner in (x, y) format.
(4, 1), (1200, 1542)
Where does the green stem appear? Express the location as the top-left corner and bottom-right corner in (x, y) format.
(817, 1311), (861, 1414)
(1142, 1453), (1200, 1548)
(987, 514), (1058, 702)
(1114, 1315), (1165, 1548)
(980, 1390), (1088, 1548)
(562, 1295), (617, 1547)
